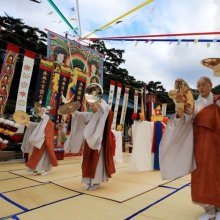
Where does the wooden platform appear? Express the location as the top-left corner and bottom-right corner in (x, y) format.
(0, 153), (204, 219)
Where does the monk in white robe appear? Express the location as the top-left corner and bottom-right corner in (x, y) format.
(64, 100), (115, 190)
(26, 109), (58, 175)
(160, 77), (220, 220)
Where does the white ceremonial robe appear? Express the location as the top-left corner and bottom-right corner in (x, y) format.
(28, 115), (53, 173)
(64, 100), (110, 185)
(21, 122), (38, 153)
(159, 93), (220, 180)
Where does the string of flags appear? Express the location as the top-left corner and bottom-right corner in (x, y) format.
(86, 31), (220, 47)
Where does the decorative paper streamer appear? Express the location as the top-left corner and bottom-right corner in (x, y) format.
(112, 83), (122, 130)
(81, 0), (154, 39)
(134, 89), (139, 113)
(0, 43), (20, 116)
(75, 0), (82, 37)
(120, 87), (130, 127)
(15, 50), (36, 112)
(108, 80), (116, 110)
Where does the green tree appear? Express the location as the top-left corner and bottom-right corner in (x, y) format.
(0, 15), (47, 55)
(212, 84), (220, 95)
(0, 15), (47, 114)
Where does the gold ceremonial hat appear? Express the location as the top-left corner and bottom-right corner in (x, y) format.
(58, 101), (81, 115)
(13, 111), (30, 126)
(201, 58), (220, 77)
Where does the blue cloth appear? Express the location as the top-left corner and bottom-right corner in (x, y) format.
(154, 122), (162, 170)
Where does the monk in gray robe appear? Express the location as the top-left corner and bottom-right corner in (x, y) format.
(64, 100), (115, 190)
(160, 77), (220, 220)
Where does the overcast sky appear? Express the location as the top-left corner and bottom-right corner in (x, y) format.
(1, 0), (220, 90)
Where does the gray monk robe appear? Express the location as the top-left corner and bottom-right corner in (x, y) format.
(64, 100), (115, 185)
(159, 113), (196, 180)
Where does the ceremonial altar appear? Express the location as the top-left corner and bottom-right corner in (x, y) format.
(128, 120), (165, 171)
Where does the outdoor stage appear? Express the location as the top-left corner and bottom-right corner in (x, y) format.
(0, 153), (203, 220)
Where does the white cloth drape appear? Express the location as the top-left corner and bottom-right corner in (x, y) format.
(128, 121), (154, 171)
(112, 130), (123, 163)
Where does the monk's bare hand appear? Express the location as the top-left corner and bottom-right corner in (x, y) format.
(184, 104), (194, 115)
(176, 108), (184, 118)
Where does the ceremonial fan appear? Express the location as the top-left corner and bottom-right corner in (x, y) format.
(201, 58), (220, 77)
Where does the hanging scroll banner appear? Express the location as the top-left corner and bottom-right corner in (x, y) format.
(134, 89), (139, 113)
(34, 59), (54, 106)
(48, 64), (71, 123)
(47, 30), (104, 112)
(108, 80), (116, 110)
(112, 82), (122, 130)
(146, 94), (157, 121)
(120, 87), (130, 127)
(54, 66), (71, 125)
(0, 43), (20, 116)
(15, 50), (36, 112)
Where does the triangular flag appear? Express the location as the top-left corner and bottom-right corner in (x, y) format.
(115, 20), (123, 24)
(69, 17), (77, 20)
(177, 39), (181, 45)
(194, 39), (198, 44)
